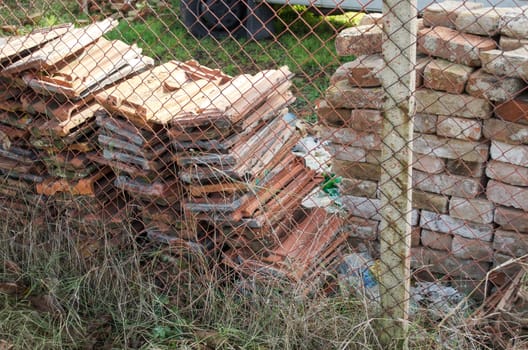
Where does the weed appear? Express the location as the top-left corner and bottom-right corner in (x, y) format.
(0, 209), (499, 348)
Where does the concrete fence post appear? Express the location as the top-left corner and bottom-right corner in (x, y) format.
(378, 0), (418, 347)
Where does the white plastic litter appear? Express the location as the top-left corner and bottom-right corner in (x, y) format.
(292, 136), (331, 173)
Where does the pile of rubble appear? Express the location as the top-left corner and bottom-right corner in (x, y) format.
(0, 19), (346, 286)
(324, 0), (528, 294)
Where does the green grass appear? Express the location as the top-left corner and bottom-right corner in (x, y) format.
(0, 1), (88, 31)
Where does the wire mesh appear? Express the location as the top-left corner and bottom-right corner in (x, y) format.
(0, 0), (527, 348)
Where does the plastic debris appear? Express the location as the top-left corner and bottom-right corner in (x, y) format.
(293, 136), (331, 173)
(337, 252), (380, 302)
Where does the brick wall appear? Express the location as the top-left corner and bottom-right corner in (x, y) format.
(320, 3), (528, 287)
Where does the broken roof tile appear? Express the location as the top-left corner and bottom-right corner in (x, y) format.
(24, 38), (153, 99)
(0, 23), (73, 68)
(2, 19), (118, 75)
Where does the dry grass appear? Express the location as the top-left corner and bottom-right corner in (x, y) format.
(0, 200), (505, 349)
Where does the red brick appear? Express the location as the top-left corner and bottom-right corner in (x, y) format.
(325, 80), (383, 109)
(358, 13), (383, 26)
(495, 94), (528, 125)
(455, 7), (509, 36)
(413, 170), (483, 199)
(317, 100), (383, 130)
(412, 227), (421, 247)
(345, 109), (383, 132)
(451, 235), (493, 261)
(318, 126), (380, 150)
(316, 99), (352, 127)
(483, 119), (528, 145)
(332, 160), (381, 182)
(365, 151), (381, 164)
(327, 145), (380, 167)
(421, 229), (453, 250)
(486, 160), (528, 187)
(336, 24), (382, 56)
(344, 215), (379, 240)
(413, 153), (445, 174)
(331, 55), (382, 87)
(446, 159), (484, 178)
(422, 1), (483, 28)
(420, 210), (494, 241)
(341, 195), (381, 221)
(490, 140), (528, 167)
(499, 8), (528, 39)
(493, 229), (528, 257)
(424, 59), (473, 94)
(417, 18), (425, 31)
(411, 247), (489, 279)
(338, 178), (378, 198)
(494, 206), (528, 232)
(449, 197), (494, 224)
(413, 189), (449, 213)
(500, 36), (528, 51)
(325, 144), (366, 162)
(436, 115), (482, 141)
(416, 89), (492, 119)
(466, 69), (525, 102)
(417, 26), (496, 67)
(480, 47), (528, 80)
(411, 209), (420, 226)
(487, 180), (528, 211)
(413, 133), (489, 163)
(416, 56), (432, 88)
(414, 113), (437, 134)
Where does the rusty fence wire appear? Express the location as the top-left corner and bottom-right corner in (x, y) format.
(0, 0), (528, 348)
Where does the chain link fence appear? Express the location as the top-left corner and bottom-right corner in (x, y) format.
(0, 0), (528, 348)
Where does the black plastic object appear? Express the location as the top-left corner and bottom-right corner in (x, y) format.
(180, 0), (275, 40)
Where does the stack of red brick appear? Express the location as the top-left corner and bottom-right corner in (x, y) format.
(322, 1), (528, 291)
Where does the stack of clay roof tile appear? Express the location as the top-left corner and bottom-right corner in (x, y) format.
(0, 20), (348, 286)
(0, 24), (75, 215)
(157, 65), (335, 280)
(93, 106), (190, 243)
(94, 61), (326, 256)
(0, 93), (45, 217)
(0, 19), (153, 224)
(223, 207), (347, 286)
(170, 66), (301, 224)
(94, 60), (232, 245)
